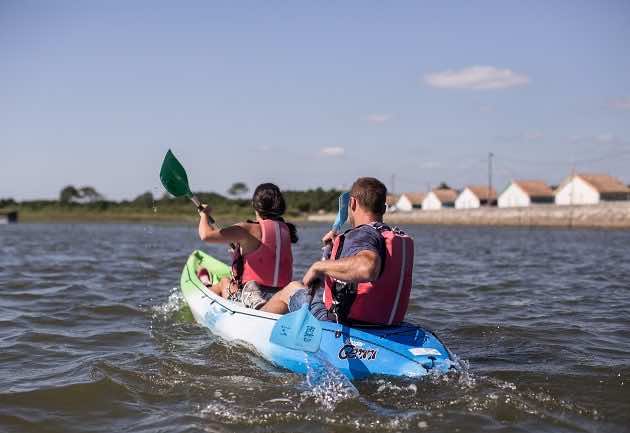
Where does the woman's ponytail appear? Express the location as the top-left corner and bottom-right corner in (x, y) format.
(285, 221), (298, 244)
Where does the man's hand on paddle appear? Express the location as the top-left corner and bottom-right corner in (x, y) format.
(321, 230), (336, 244)
(302, 262), (324, 288)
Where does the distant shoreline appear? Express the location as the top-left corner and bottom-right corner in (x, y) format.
(5, 209), (311, 225)
(5, 202), (630, 229)
(309, 202), (630, 229)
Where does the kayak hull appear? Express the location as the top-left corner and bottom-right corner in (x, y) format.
(180, 250), (455, 380)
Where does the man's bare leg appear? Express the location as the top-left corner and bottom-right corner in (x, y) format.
(260, 281), (303, 314)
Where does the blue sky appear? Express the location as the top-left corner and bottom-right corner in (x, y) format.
(1, 1), (629, 200)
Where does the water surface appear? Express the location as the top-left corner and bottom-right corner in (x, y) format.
(1, 223), (628, 432)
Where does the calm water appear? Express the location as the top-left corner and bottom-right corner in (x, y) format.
(1, 223), (628, 433)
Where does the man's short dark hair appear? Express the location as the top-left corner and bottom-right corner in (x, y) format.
(350, 177), (387, 215)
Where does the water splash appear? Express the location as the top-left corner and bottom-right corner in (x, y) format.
(302, 351), (359, 410)
(152, 186), (160, 213)
(375, 380), (419, 395)
(151, 287), (185, 321)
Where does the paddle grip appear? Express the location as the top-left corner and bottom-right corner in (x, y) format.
(191, 196), (217, 224)
(199, 205), (217, 225)
(321, 240), (332, 260)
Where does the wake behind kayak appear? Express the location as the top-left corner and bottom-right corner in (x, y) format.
(180, 250), (456, 380)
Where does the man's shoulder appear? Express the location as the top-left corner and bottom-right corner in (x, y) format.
(340, 224), (386, 257)
(367, 223), (413, 239)
(345, 224), (384, 239)
(347, 223), (396, 239)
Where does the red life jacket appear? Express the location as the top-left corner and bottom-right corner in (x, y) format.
(323, 224), (414, 325)
(239, 219), (293, 288)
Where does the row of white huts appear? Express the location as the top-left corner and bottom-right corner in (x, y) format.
(390, 173), (630, 211)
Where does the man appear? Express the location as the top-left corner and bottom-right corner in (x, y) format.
(260, 177), (414, 326)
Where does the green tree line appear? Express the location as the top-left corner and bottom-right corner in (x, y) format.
(1, 183), (343, 216)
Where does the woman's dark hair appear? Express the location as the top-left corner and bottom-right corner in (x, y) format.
(252, 183), (298, 243)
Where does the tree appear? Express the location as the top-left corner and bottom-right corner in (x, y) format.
(0, 198), (16, 208)
(227, 182), (249, 197)
(78, 186), (104, 203)
(59, 185), (80, 203)
(436, 182), (452, 190)
(132, 191), (154, 208)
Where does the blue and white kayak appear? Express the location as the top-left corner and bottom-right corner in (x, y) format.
(180, 250), (456, 380)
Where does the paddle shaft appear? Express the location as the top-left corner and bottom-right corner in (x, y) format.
(313, 191), (349, 295)
(189, 194), (217, 225)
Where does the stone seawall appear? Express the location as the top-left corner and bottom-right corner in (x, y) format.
(307, 202), (630, 229)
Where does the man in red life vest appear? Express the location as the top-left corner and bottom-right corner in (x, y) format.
(261, 177), (414, 326)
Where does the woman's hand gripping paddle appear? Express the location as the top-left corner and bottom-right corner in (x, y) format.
(270, 192), (351, 353)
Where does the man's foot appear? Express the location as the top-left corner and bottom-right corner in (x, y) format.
(197, 268), (213, 287)
(241, 281), (266, 310)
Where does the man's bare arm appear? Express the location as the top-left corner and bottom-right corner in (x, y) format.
(303, 250), (381, 286)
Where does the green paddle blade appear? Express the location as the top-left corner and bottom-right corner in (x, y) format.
(160, 149), (192, 198)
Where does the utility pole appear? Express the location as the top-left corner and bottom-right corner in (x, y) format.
(390, 174), (396, 195)
(569, 164), (576, 228)
(487, 152), (494, 206)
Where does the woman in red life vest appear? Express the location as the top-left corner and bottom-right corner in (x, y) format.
(197, 183), (298, 309)
(262, 177), (414, 326)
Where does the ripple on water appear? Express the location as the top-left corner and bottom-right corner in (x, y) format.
(1, 223), (629, 433)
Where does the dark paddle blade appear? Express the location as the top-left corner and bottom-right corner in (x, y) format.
(270, 304), (322, 352)
(160, 149), (192, 198)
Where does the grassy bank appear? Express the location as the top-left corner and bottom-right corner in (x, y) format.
(16, 209), (236, 223)
(11, 207), (309, 224)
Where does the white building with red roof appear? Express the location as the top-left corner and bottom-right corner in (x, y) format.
(555, 173), (630, 205)
(498, 180), (554, 208)
(455, 185), (497, 209)
(395, 192), (425, 212)
(422, 189), (458, 210)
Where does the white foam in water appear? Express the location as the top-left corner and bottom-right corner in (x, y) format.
(151, 287), (185, 320)
(375, 381), (419, 395)
(302, 351), (359, 410)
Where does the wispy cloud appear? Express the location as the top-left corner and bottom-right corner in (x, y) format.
(495, 130), (544, 143)
(525, 131), (544, 141)
(594, 133), (616, 144)
(570, 133), (621, 145)
(419, 161), (441, 169)
(366, 113), (394, 124)
(609, 98), (630, 111)
(424, 66), (530, 90)
(320, 147), (345, 157)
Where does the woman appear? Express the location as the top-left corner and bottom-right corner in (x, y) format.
(197, 183), (298, 309)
